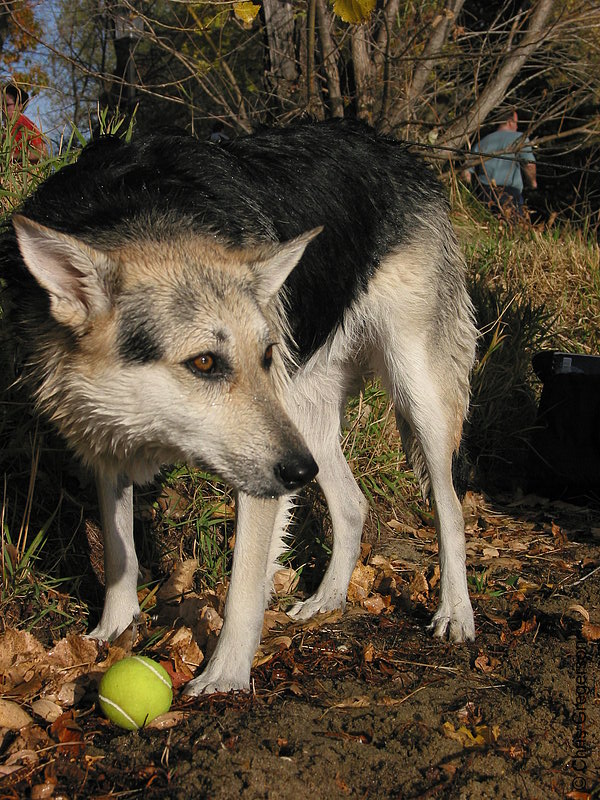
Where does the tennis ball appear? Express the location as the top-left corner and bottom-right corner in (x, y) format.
(98, 656), (173, 730)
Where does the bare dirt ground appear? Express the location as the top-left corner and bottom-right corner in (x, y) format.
(1, 491), (599, 800)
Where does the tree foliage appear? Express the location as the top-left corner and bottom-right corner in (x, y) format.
(2, 0), (600, 213)
(0, 0), (45, 91)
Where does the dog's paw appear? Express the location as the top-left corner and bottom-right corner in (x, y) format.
(183, 670), (250, 696)
(429, 604), (475, 642)
(287, 589), (346, 621)
(86, 608), (140, 642)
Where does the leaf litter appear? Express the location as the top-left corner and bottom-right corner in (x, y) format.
(1, 491), (599, 798)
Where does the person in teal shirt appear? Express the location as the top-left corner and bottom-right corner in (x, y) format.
(463, 109), (537, 217)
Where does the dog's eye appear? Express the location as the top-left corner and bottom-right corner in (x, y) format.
(263, 344), (273, 369)
(187, 352), (217, 375)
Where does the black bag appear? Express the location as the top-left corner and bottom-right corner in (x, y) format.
(529, 351), (600, 499)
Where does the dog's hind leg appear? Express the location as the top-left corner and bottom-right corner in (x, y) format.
(287, 389), (369, 621)
(87, 474), (141, 641)
(382, 352), (475, 642)
(185, 493), (286, 695)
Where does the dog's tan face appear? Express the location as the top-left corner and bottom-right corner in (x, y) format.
(13, 216), (320, 494)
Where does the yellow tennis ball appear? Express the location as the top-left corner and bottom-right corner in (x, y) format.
(98, 656), (173, 730)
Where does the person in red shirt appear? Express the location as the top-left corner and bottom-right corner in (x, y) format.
(3, 83), (46, 164)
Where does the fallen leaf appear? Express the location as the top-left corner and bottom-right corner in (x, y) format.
(253, 636), (293, 667)
(482, 546), (500, 560)
(49, 712), (85, 757)
(581, 621), (600, 641)
(56, 681), (85, 707)
(145, 710), (185, 730)
(157, 486), (189, 519)
(31, 775), (58, 800)
(30, 699), (63, 723)
(361, 593), (388, 615)
(158, 559), (198, 602)
(0, 748), (38, 775)
(514, 617), (537, 637)
(273, 567), (299, 596)
(552, 521), (569, 546)
(569, 604), (590, 622)
(348, 563), (376, 602)
(443, 721), (499, 748)
(0, 699), (33, 729)
(474, 654), (499, 673)
(0, 629), (48, 693)
(409, 571), (429, 602)
(362, 643), (376, 663)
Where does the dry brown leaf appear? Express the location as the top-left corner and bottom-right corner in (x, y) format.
(253, 635), (293, 667)
(145, 710), (186, 730)
(409, 571), (429, 601)
(361, 593), (388, 615)
(362, 642), (376, 663)
(347, 563), (376, 602)
(157, 486), (189, 519)
(581, 621), (600, 641)
(262, 610), (290, 637)
(428, 564), (441, 590)
(0, 629), (48, 693)
(174, 626), (204, 666)
(49, 711), (85, 757)
(492, 557), (523, 571)
(273, 567), (299, 596)
(0, 748), (39, 775)
(0, 699), (33, 729)
(474, 654), (499, 673)
(30, 776), (58, 800)
(482, 546), (500, 560)
(569, 604), (590, 622)
(30, 699), (63, 723)
(514, 617), (537, 637)
(386, 519), (417, 535)
(552, 521), (569, 546)
(158, 559), (198, 602)
(47, 635), (99, 682)
(508, 541), (529, 552)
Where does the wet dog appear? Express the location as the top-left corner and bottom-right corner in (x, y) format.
(2, 119), (477, 694)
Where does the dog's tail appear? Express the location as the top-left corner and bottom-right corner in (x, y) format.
(452, 444), (472, 501)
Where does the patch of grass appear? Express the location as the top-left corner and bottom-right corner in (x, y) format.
(457, 211), (600, 490)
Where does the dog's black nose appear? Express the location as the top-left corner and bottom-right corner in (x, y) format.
(275, 454), (318, 491)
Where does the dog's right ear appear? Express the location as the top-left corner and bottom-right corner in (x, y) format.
(12, 215), (114, 331)
(249, 227), (323, 305)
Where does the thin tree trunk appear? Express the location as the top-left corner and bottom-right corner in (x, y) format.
(316, 0), (344, 118)
(351, 24), (375, 122)
(262, 0), (299, 109)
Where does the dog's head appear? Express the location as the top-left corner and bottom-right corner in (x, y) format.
(12, 215), (321, 496)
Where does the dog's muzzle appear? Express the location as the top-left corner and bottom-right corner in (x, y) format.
(274, 452), (319, 492)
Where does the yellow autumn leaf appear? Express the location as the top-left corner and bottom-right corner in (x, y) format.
(233, 1), (261, 25)
(332, 0), (376, 24)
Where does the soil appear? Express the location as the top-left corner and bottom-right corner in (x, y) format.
(2, 491), (600, 800)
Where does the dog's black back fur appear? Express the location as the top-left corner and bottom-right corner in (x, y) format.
(3, 119), (447, 363)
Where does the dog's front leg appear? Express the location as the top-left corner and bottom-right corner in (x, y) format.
(87, 473), (141, 641)
(185, 493), (281, 695)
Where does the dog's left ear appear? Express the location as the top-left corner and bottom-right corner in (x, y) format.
(250, 227), (323, 304)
